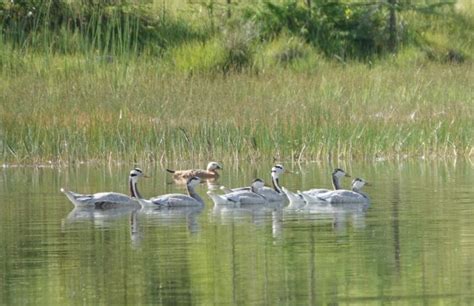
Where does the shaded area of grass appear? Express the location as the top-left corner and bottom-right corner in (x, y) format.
(1, 0), (472, 66)
(0, 2), (472, 164)
(0, 57), (472, 165)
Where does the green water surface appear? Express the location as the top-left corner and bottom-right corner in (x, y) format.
(1, 160), (473, 305)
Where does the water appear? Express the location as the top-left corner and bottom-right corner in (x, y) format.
(1, 160), (473, 305)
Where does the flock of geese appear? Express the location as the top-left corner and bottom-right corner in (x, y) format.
(61, 162), (371, 209)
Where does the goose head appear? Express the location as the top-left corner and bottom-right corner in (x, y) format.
(333, 168), (351, 178)
(271, 164), (285, 179)
(129, 168), (149, 199)
(250, 178), (265, 192)
(129, 168), (148, 181)
(187, 176), (202, 188)
(207, 162), (223, 171)
(352, 178), (370, 191)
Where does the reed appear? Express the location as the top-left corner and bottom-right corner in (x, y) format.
(0, 54), (472, 165)
(0, 1), (472, 165)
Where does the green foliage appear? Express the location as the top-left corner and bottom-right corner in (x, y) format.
(1, 0), (472, 62)
(402, 5), (472, 63)
(242, 1), (390, 59)
(220, 20), (258, 73)
(0, 56), (472, 164)
(262, 33), (315, 67)
(241, 0), (470, 60)
(170, 39), (225, 74)
(0, 0), (208, 56)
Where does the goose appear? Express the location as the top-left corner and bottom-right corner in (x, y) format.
(316, 178), (370, 204)
(139, 176), (204, 208)
(61, 168), (147, 208)
(304, 168), (350, 196)
(207, 178), (267, 205)
(166, 162), (222, 180)
(221, 164), (287, 202)
(282, 187), (308, 210)
(283, 168), (351, 203)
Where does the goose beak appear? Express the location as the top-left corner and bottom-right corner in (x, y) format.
(365, 182), (372, 186)
(345, 173), (351, 177)
(143, 175), (151, 178)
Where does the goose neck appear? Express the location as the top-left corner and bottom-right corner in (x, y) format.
(129, 177), (142, 199)
(187, 184), (204, 204)
(332, 174), (342, 190)
(271, 175), (282, 194)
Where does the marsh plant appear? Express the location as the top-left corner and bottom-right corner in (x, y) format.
(0, 1), (472, 164)
(0, 58), (472, 165)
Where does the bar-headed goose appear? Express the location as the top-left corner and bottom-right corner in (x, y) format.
(305, 168), (350, 196)
(139, 176), (204, 207)
(221, 164), (287, 202)
(61, 168), (147, 208)
(207, 178), (267, 205)
(316, 178), (370, 204)
(283, 168), (351, 203)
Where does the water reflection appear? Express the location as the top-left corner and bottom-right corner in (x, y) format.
(64, 204), (204, 247)
(282, 201), (369, 235)
(1, 160), (473, 305)
(130, 207), (198, 246)
(137, 205), (203, 234)
(211, 202), (283, 225)
(64, 206), (137, 228)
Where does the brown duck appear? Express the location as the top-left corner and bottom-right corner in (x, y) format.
(166, 162), (223, 180)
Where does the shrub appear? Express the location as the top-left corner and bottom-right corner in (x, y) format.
(0, 1), (208, 55)
(265, 33), (311, 65)
(220, 20), (258, 73)
(169, 39), (225, 74)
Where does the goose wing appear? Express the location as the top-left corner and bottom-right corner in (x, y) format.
(231, 191), (267, 205)
(257, 187), (285, 202)
(92, 193), (139, 209)
(317, 190), (367, 204)
(150, 194), (201, 207)
(304, 188), (331, 196)
(62, 189), (135, 207)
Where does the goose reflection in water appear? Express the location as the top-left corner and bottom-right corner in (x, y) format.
(210, 201), (284, 235)
(282, 200), (369, 233)
(129, 206), (203, 248)
(63, 206), (138, 228)
(138, 205), (203, 231)
(63, 202), (204, 246)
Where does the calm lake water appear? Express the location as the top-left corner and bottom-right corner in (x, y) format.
(1, 160), (473, 305)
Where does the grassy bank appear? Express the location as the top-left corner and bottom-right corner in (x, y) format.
(0, 55), (472, 165)
(0, 1), (472, 165)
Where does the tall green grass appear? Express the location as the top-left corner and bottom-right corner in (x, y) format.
(0, 55), (472, 165)
(0, 1), (472, 165)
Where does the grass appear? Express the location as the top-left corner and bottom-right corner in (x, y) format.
(0, 1), (472, 165)
(0, 53), (472, 165)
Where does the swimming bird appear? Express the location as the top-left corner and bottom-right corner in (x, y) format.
(316, 178), (371, 204)
(222, 164), (287, 202)
(304, 168), (351, 196)
(139, 176), (204, 208)
(61, 168), (147, 208)
(207, 178), (267, 205)
(166, 162), (222, 180)
(283, 168), (351, 203)
(282, 187), (308, 209)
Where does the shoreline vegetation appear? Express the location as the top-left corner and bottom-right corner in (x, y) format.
(0, 1), (473, 165)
